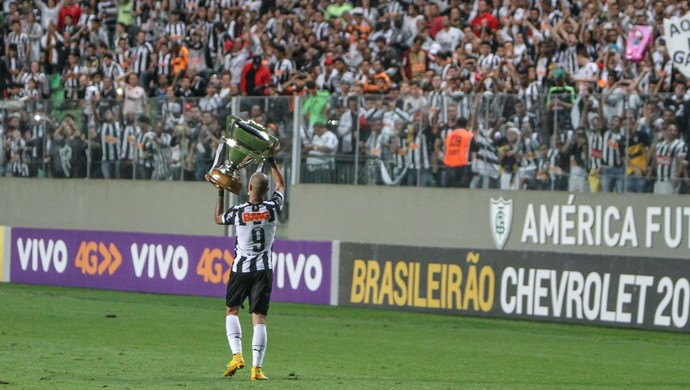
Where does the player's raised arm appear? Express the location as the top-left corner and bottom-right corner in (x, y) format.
(268, 156), (285, 195)
(214, 189), (226, 225)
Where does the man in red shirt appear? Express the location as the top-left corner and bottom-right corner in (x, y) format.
(240, 56), (272, 96)
(426, 3), (444, 38)
(58, 0), (81, 30)
(470, 0), (498, 35)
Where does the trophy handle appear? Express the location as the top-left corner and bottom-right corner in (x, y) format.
(225, 115), (242, 138)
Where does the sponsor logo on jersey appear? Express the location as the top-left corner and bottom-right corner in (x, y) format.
(242, 211), (271, 222)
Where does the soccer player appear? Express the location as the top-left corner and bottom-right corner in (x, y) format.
(214, 153), (285, 381)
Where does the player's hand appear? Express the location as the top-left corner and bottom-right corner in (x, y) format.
(269, 142), (279, 156)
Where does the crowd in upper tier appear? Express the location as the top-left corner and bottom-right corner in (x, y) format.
(0, 0), (688, 194)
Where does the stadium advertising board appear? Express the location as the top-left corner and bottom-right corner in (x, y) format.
(9, 227), (332, 305)
(339, 243), (690, 332)
(489, 194), (690, 257)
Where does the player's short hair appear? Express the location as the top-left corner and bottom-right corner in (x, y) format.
(249, 172), (270, 198)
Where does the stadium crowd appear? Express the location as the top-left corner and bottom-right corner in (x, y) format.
(0, 0), (689, 194)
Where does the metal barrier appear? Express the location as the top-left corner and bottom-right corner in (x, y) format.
(1, 92), (688, 199)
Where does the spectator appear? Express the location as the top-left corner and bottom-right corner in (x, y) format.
(98, 108), (122, 179)
(192, 112), (218, 182)
(57, 0), (81, 31)
(443, 116), (477, 188)
(151, 122), (172, 180)
(363, 117), (390, 185)
(241, 55), (271, 96)
(170, 41), (189, 79)
(120, 112), (140, 179)
(36, 0), (63, 31)
(651, 124), (686, 195)
(498, 125), (520, 190)
(564, 128), (589, 192)
(587, 114), (605, 193)
(131, 31), (154, 87)
(325, 0), (353, 22)
(470, 0), (498, 35)
(435, 16), (463, 53)
(470, 111), (500, 189)
(600, 116), (626, 193)
(625, 114), (651, 194)
(117, 72), (149, 119)
(301, 81), (330, 138)
(401, 36), (428, 82)
(302, 121), (338, 183)
(24, 13), (43, 64)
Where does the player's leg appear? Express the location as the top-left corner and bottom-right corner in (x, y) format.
(224, 274), (250, 377)
(250, 312), (268, 380)
(248, 270), (272, 380)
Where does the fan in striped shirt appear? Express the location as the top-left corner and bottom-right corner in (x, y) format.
(131, 31), (154, 79)
(97, 0), (118, 31)
(120, 112), (141, 179)
(99, 108), (123, 179)
(600, 117), (626, 193)
(470, 126), (500, 189)
(478, 41), (500, 70)
(652, 124), (687, 195)
(586, 115), (605, 192)
(165, 11), (186, 42)
(6, 20), (29, 63)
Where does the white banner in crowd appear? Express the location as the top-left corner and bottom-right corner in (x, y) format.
(665, 12), (690, 78)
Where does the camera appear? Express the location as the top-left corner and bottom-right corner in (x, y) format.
(327, 119), (339, 130)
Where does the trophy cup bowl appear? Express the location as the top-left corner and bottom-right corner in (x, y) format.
(206, 116), (279, 195)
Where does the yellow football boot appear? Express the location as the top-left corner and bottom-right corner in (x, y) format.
(251, 366), (268, 381)
(223, 353), (245, 377)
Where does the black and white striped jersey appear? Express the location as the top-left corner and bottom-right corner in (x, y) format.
(97, 0), (118, 29)
(519, 137), (539, 169)
(477, 53), (500, 70)
(165, 22), (186, 39)
(103, 61), (124, 81)
(557, 45), (577, 76)
(120, 125), (140, 160)
(655, 139), (686, 182)
(222, 191), (284, 273)
(601, 130), (623, 167)
(519, 81), (542, 111)
(427, 90), (447, 126)
(312, 21), (329, 42)
(100, 122), (122, 161)
(472, 130), (499, 178)
(392, 128), (430, 171)
(588, 131), (603, 170)
(131, 42), (154, 75)
(7, 31), (29, 61)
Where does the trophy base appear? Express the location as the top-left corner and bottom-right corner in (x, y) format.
(206, 168), (242, 195)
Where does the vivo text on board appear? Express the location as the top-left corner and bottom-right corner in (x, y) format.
(15, 237), (324, 293)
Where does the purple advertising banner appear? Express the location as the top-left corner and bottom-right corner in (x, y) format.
(9, 227), (332, 305)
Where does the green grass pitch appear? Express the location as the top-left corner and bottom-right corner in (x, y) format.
(1, 283), (689, 389)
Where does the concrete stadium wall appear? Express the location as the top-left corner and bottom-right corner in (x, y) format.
(289, 185), (690, 260)
(0, 178), (225, 236)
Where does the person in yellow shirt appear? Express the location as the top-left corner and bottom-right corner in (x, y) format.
(625, 120), (651, 193)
